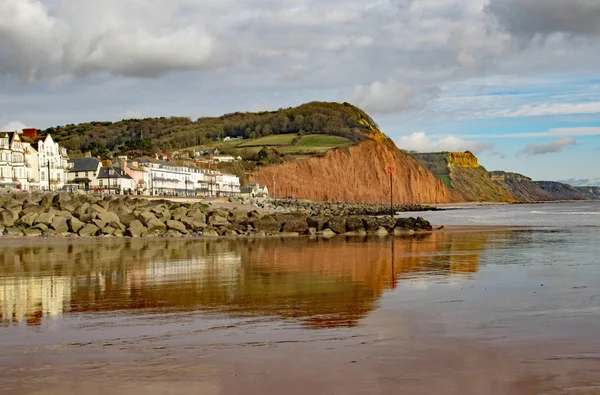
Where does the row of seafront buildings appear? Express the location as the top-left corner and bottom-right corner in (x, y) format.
(0, 130), (69, 191)
(70, 156), (245, 197)
(0, 129), (266, 197)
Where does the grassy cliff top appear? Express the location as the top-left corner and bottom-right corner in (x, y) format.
(39, 101), (382, 158)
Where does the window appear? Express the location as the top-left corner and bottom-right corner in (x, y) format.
(99, 180), (103, 187)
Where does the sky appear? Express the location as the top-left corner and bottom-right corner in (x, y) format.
(1, 0), (600, 185)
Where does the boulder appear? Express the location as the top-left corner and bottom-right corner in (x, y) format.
(326, 217), (347, 234)
(118, 213), (138, 226)
(40, 192), (58, 209)
(68, 217), (85, 233)
(166, 220), (188, 234)
(376, 217), (397, 231)
(318, 229), (336, 238)
(98, 211), (123, 229)
(23, 228), (42, 237)
(346, 216), (365, 232)
(92, 219), (107, 230)
(307, 216), (328, 231)
(0, 209), (19, 228)
(90, 204), (107, 215)
(414, 217), (433, 231)
(51, 216), (70, 234)
(78, 224), (100, 237)
(33, 212), (55, 227)
(396, 217), (416, 230)
(33, 223), (49, 232)
(363, 217), (379, 232)
(146, 217), (167, 232)
(375, 226), (389, 236)
(282, 219), (308, 234)
(74, 202), (91, 218)
(21, 204), (45, 216)
(252, 216), (281, 233)
(125, 220), (147, 237)
(203, 229), (219, 237)
(18, 212), (39, 227)
(166, 229), (183, 237)
(4, 227), (24, 237)
(53, 193), (72, 206)
(208, 210), (230, 226)
(180, 216), (206, 232)
(102, 226), (117, 235)
(170, 207), (189, 221)
(137, 211), (157, 225)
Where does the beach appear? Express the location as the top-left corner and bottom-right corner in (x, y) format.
(1, 202), (599, 394)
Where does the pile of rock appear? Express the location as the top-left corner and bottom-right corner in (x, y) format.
(230, 196), (438, 217)
(0, 191), (434, 238)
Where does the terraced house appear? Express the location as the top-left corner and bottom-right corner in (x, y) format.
(0, 132), (28, 189)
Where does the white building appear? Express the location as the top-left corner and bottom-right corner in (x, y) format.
(0, 132), (28, 190)
(37, 135), (69, 191)
(67, 158), (102, 191)
(135, 159), (241, 197)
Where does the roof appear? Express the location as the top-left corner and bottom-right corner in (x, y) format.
(72, 177), (92, 183)
(97, 166), (134, 180)
(69, 158), (100, 172)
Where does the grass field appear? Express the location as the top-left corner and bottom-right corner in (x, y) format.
(236, 133), (297, 147)
(188, 133), (353, 157)
(282, 135), (351, 153)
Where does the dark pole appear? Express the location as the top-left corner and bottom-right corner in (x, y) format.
(47, 160), (51, 191)
(390, 170), (393, 219)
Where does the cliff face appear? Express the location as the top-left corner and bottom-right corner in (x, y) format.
(448, 152), (479, 168)
(575, 186), (600, 200)
(411, 152), (514, 202)
(490, 171), (555, 202)
(251, 140), (456, 204)
(535, 181), (588, 201)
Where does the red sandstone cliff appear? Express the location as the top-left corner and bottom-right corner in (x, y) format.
(251, 140), (457, 204)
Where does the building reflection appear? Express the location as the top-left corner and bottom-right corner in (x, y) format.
(0, 231), (521, 328)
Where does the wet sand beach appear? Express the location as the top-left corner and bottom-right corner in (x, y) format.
(1, 202), (600, 394)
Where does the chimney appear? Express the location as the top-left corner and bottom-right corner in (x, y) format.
(101, 160), (112, 168)
(84, 151), (92, 158)
(22, 128), (38, 138)
(120, 158), (127, 171)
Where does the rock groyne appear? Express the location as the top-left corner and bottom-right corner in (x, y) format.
(0, 192), (433, 238)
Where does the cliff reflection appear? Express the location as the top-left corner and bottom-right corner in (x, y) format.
(0, 231), (502, 328)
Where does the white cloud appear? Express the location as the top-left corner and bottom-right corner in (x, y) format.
(558, 178), (600, 187)
(122, 110), (144, 120)
(518, 138), (576, 156)
(0, 0), (214, 81)
(1, 121), (29, 132)
(348, 79), (436, 114)
(397, 132), (495, 154)
(463, 126), (600, 139)
(491, 102), (600, 118)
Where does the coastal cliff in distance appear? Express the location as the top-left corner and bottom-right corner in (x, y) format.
(251, 140), (456, 204)
(491, 172), (589, 201)
(575, 186), (600, 200)
(411, 152), (514, 202)
(535, 181), (588, 201)
(490, 171), (555, 202)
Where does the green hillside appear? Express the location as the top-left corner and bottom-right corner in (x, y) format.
(38, 102), (379, 158)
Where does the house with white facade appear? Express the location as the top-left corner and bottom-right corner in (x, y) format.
(0, 132), (28, 189)
(97, 165), (135, 194)
(67, 158), (102, 190)
(37, 134), (69, 191)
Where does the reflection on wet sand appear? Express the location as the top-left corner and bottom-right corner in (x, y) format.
(0, 232), (492, 328)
